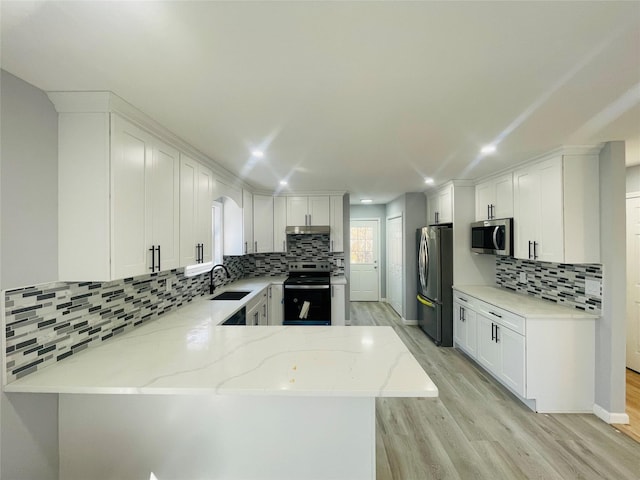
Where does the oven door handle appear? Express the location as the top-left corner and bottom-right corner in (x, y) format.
(284, 285), (330, 290)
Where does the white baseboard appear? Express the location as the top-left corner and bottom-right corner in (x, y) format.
(401, 318), (418, 326)
(593, 403), (630, 424)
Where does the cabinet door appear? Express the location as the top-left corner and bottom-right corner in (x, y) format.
(498, 325), (526, 397)
(179, 155), (198, 266)
(148, 138), (180, 271)
(427, 193), (438, 224)
(453, 302), (466, 348)
(464, 307), (477, 357)
(197, 164), (213, 263)
(493, 173), (514, 219)
(243, 190), (254, 254)
(476, 313), (500, 373)
(111, 117), (151, 279)
(330, 196), (344, 252)
(537, 158), (563, 262)
(273, 197), (287, 253)
(513, 166), (540, 260)
(438, 185), (453, 223)
(475, 182), (494, 221)
(287, 196), (308, 226)
(253, 195), (274, 253)
(268, 284), (284, 326)
(331, 284), (346, 326)
(308, 196), (331, 225)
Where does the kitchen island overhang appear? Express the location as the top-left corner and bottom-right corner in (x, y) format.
(4, 301), (438, 480)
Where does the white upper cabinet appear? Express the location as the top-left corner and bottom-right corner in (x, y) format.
(273, 196), (287, 253)
(111, 116), (180, 278)
(330, 196), (344, 252)
(253, 195), (274, 253)
(286, 196), (330, 226)
(243, 190), (254, 254)
(56, 106), (180, 281)
(475, 172), (513, 221)
(427, 184), (453, 224)
(180, 155), (213, 266)
(513, 153), (600, 263)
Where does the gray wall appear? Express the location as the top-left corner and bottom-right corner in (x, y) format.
(627, 165), (640, 193)
(1, 70), (58, 289)
(385, 193), (425, 321)
(1, 70), (60, 479)
(350, 204), (386, 298)
(596, 141), (627, 417)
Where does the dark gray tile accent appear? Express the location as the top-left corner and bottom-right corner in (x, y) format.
(495, 257), (602, 313)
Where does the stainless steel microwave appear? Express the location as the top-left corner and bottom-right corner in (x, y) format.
(471, 218), (513, 256)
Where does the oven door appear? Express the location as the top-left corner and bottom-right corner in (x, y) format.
(284, 284), (331, 325)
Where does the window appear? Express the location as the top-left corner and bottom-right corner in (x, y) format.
(350, 226), (374, 264)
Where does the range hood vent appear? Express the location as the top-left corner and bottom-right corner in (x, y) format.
(286, 225), (330, 235)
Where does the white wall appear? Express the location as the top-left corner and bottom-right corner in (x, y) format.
(595, 141), (627, 419)
(1, 70), (60, 479)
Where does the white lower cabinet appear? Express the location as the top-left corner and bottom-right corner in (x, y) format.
(331, 284), (346, 326)
(453, 297), (477, 357)
(246, 288), (268, 326)
(453, 289), (594, 412)
(268, 284), (284, 326)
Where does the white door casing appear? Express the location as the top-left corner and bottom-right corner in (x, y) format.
(386, 216), (403, 317)
(350, 219), (380, 302)
(627, 195), (640, 373)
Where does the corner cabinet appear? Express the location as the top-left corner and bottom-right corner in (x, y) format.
(180, 155), (213, 266)
(513, 153), (600, 263)
(57, 108), (179, 281)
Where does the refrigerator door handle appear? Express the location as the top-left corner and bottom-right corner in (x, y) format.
(417, 294), (435, 308)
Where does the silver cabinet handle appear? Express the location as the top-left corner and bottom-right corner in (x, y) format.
(528, 241), (533, 259)
(491, 204), (495, 219)
(533, 241), (538, 259)
(255, 241), (258, 252)
(487, 204), (491, 220)
(244, 242), (248, 254)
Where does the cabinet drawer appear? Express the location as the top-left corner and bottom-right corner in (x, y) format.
(475, 301), (525, 335)
(453, 292), (478, 309)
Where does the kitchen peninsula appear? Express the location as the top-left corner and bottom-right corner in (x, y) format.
(4, 288), (438, 480)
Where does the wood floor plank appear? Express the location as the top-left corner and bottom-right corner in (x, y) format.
(614, 368), (640, 443)
(350, 301), (640, 480)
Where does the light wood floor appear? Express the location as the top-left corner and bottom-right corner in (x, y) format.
(615, 368), (640, 443)
(350, 301), (640, 480)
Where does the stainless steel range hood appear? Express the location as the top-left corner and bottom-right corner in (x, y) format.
(286, 225), (331, 235)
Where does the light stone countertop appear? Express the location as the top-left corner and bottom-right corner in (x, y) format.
(331, 275), (347, 285)
(4, 275), (437, 398)
(453, 285), (599, 319)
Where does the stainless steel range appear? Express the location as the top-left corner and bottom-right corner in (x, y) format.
(283, 261), (332, 325)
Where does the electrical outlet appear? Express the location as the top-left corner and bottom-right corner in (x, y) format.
(519, 272), (527, 283)
(165, 279), (172, 292)
(585, 278), (601, 297)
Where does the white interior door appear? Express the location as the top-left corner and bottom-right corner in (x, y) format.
(387, 216), (403, 317)
(350, 220), (379, 302)
(627, 195), (640, 373)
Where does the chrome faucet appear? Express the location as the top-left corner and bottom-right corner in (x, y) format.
(210, 264), (231, 294)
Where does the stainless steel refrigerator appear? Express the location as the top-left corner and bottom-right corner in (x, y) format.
(416, 225), (453, 346)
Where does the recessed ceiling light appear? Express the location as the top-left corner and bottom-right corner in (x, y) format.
(424, 177), (434, 184)
(251, 150), (265, 158)
(360, 199), (373, 204)
(279, 180), (288, 186)
(481, 144), (497, 155)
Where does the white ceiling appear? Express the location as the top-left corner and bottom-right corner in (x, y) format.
(2, 1), (639, 204)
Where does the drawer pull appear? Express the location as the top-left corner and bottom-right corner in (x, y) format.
(458, 297), (468, 302)
(489, 311), (502, 318)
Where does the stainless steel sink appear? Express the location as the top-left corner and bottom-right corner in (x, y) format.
(211, 291), (251, 301)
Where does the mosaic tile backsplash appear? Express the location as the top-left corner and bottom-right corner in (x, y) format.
(3, 234), (344, 383)
(496, 257), (602, 313)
